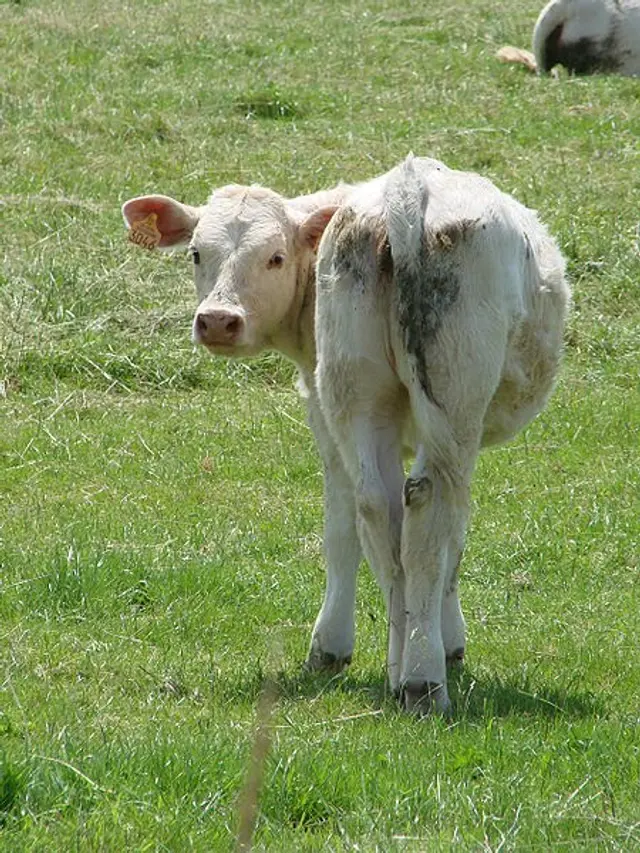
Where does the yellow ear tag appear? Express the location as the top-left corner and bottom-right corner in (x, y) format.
(128, 213), (162, 250)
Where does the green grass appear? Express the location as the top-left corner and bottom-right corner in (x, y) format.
(1, 0), (639, 849)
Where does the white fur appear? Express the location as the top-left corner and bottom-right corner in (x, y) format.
(123, 158), (570, 713)
(314, 156), (569, 712)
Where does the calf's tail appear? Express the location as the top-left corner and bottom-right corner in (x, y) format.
(383, 155), (461, 488)
(384, 153), (429, 280)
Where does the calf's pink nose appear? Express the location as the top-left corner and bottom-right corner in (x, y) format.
(194, 309), (244, 346)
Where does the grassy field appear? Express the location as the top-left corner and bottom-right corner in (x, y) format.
(1, 0), (639, 849)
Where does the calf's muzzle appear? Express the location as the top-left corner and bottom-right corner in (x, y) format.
(193, 308), (245, 347)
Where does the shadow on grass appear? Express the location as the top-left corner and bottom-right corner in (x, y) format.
(214, 661), (606, 721)
(447, 667), (607, 721)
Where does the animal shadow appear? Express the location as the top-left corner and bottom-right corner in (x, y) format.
(447, 665), (607, 721)
(213, 658), (606, 721)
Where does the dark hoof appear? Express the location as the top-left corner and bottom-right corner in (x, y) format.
(401, 681), (451, 717)
(446, 648), (465, 668)
(304, 650), (352, 673)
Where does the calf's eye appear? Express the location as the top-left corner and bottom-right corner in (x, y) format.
(268, 252), (285, 269)
(191, 249), (200, 265)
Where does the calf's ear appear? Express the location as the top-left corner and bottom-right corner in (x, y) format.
(122, 195), (200, 249)
(298, 205), (339, 251)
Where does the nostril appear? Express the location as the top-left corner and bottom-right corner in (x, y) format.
(195, 314), (209, 335)
(225, 316), (241, 336)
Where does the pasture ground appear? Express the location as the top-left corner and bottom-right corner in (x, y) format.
(1, 0), (639, 849)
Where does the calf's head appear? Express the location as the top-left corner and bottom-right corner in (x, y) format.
(122, 186), (336, 358)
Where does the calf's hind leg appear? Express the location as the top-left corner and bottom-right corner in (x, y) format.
(442, 520), (468, 666)
(315, 358), (407, 693)
(400, 458), (473, 715)
(345, 413), (407, 695)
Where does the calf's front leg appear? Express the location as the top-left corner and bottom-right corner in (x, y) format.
(304, 393), (361, 672)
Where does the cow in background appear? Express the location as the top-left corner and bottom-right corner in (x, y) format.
(498, 0), (640, 75)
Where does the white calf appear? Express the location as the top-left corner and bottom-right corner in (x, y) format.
(313, 156), (569, 713)
(498, 0), (640, 75)
(123, 156), (570, 714)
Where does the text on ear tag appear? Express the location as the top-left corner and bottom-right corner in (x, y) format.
(128, 213), (161, 250)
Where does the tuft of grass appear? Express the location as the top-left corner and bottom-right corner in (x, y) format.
(235, 85), (304, 120)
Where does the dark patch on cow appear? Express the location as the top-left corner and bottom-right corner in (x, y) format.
(403, 474), (431, 507)
(430, 219), (477, 252)
(377, 235), (393, 278)
(329, 206), (390, 293)
(329, 205), (357, 245)
(541, 23), (623, 74)
(395, 220), (473, 403)
(329, 202), (468, 406)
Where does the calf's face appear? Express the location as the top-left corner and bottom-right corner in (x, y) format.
(190, 187), (301, 356)
(123, 186), (335, 358)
